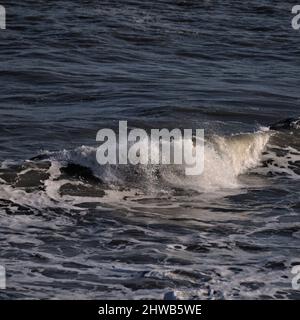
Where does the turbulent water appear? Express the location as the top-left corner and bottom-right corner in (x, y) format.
(0, 1), (300, 299)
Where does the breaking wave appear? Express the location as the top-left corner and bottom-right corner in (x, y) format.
(0, 129), (278, 212)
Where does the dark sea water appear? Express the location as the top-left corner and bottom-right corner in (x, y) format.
(0, 0), (300, 299)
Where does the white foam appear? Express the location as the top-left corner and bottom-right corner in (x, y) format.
(160, 131), (271, 192)
(0, 131), (272, 211)
(52, 131), (271, 193)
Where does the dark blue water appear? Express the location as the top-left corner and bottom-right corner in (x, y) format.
(0, 1), (300, 299)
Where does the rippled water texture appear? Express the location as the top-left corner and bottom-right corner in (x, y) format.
(0, 1), (300, 299)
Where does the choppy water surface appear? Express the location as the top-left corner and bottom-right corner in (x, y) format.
(0, 1), (300, 299)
